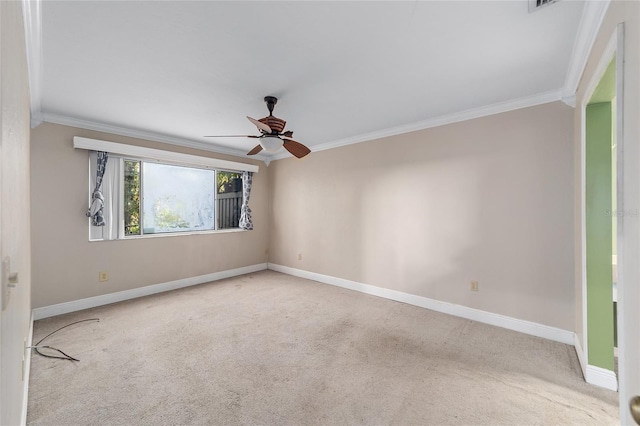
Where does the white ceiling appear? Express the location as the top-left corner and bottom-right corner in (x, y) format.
(34, 1), (593, 160)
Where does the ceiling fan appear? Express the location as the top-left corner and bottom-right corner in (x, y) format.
(205, 96), (311, 158)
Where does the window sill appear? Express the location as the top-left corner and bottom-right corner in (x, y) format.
(89, 227), (248, 242)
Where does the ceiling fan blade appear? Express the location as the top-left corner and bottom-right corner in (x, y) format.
(247, 144), (263, 155)
(283, 139), (311, 159)
(282, 130), (293, 138)
(247, 116), (272, 133)
(204, 135), (259, 138)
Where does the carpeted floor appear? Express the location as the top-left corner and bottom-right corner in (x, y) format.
(27, 270), (618, 425)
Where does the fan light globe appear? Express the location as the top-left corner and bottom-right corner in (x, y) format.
(260, 136), (283, 153)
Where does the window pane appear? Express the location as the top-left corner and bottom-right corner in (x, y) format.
(142, 163), (215, 233)
(124, 160), (141, 236)
(217, 171), (242, 229)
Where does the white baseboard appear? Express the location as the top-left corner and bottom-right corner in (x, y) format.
(21, 312), (34, 426)
(586, 365), (618, 391)
(33, 263), (268, 320)
(268, 263), (574, 346)
(574, 332), (618, 391)
(574, 333), (588, 379)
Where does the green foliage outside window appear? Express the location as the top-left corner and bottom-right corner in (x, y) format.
(153, 196), (189, 229)
(217, 171), (242, 193)
(124, 160), (140, 235)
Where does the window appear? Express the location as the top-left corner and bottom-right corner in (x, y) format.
(123, 160), (242, 236)
(215, 170), (243, 230)
(79, 136), (257, 241)
(89, 155), (248, 241)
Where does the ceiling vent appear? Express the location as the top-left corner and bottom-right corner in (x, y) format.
(529, 0), (560, 12)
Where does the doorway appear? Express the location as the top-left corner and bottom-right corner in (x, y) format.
(584, 55), (617, 388)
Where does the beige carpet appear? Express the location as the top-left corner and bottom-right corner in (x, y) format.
(27, 270), (618, 425)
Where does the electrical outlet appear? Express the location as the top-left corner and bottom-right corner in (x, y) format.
(298, 253), (302, 261)
(470, 281), (479, 291)
(99, 271), (108, 282)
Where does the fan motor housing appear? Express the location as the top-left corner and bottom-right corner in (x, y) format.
(259, 116), (286, 133)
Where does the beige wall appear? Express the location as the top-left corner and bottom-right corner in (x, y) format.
(30, 123), (269, 308)
(1, 1), (32, 424)
(270, 102), (575, 331)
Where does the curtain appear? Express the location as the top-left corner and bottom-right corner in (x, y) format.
(239, 171), (253, 230)
(102, 157), (123, 239)
(86, 151), (108, 226)
(89, 153), (122, 240)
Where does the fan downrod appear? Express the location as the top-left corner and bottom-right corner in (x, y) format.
(264, 96), (278, 116)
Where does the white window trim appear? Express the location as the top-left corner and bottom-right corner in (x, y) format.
(82, 137), (254, 241)
(74, 136), (259, 173)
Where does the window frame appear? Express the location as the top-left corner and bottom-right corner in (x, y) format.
(78, 136), (258, 242)
(120, 157), (244, 239)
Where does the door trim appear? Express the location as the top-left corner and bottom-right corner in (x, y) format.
(579, 26), (619, 387)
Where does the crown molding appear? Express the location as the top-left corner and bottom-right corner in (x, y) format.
(44, 86), (562, 164)
(269, 150), (302, 161)
(21, 0), (44, 127)
(562, 0), (611, 99)
(562, 94), (577, 108)
(271, 89), (563, 161)
(42, 113), (269, 162)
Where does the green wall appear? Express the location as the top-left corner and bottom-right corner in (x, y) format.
(585, 101), (614, 370)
